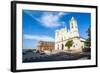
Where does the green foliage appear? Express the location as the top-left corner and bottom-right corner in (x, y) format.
(85, 26), (91, 47)
(65, 40), (73, 51)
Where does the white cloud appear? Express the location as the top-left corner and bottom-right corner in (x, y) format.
(24, 10), (67, 28)
(58, 12), (66, 16)
(40, 12), (65, 28)
(24, 34), (55, 42)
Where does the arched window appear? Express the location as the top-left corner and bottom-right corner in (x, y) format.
(81, 46), (83, 48)
(73, 45), (75, 47)
(71, 23), (73, 28)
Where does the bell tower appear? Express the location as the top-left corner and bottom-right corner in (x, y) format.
(70, 17), (79, 37)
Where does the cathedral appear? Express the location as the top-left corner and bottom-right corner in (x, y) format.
(55, 17), (85, 52)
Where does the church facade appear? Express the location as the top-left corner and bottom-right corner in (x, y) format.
(55, 17), (85, 52)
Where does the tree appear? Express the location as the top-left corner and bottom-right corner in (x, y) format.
(85, 26), (91, 48)
(65, 40), (73, 51)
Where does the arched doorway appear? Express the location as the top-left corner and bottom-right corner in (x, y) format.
(57, 45), (59, 50)
(61, 44), (64, 50)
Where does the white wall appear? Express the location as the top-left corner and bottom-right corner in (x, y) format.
(0, 0), (99, 73)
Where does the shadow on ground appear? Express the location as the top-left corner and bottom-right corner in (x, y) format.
(22, 49), (91, 63)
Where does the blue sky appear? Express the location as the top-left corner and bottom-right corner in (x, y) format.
(22, 10), (91, 49)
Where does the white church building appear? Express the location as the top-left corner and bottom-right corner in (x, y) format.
(55, 17), (85, 52)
